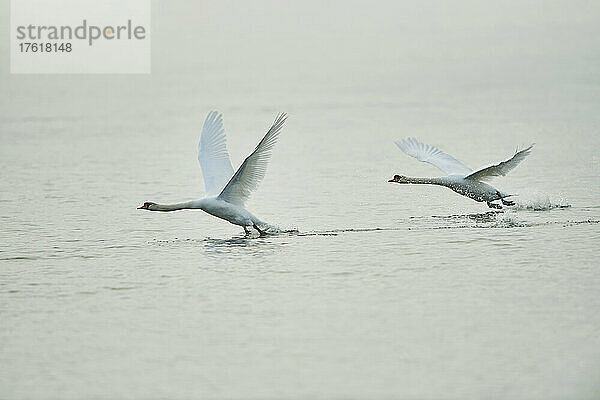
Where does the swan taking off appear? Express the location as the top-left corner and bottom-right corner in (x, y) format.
(138, 111), (288, 235)
(389, 138), (533, 209)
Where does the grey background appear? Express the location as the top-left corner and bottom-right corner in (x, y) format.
(1, 1), (599, 398)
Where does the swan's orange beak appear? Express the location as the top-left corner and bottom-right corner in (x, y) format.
(138, 204), (148, 209)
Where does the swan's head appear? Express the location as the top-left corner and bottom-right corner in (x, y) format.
(388, 174), (409, 183)
(138, 201), (157, 210)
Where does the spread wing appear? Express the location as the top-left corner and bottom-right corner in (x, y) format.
(198, 111), (235, 196)
(395, 138), (472, 176)
(465, 145), (534, 182)
(218, 113), (288, 206)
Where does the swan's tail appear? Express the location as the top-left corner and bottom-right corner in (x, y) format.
(252, 219), (272, 231)
(261, 222), (278, 232)
(255, 220), (288, 234)
(499, 191), (518, 198)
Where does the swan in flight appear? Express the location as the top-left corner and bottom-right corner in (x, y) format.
(138, 111), (288, 234)
(389, 138), (534, 209)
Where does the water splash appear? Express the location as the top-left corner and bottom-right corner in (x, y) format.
(492, 212), (527, 228)
(513, 194), (571, 211)
(262, 224), (299, 235)
(432, 210), (526, 228)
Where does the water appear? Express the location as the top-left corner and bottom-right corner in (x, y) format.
(1, 1), (600, 398)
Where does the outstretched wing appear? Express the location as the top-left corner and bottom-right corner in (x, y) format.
(198, 111), (235, 196)
(465, 144), (534, 182)
(218, 113), (288, 206)
(395, 138), (472, 176)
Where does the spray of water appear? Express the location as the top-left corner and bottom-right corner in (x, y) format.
(512, 193), (571, 211)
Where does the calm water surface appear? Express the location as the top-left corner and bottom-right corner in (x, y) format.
(1, 1), (600, 399)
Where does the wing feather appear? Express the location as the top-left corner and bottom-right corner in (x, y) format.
(218, 113), (288, 206)
(395, 138), (472, 176)
(198, 111), (235, 196)
(465, 144), (534, 182)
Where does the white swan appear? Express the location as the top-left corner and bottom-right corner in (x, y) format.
(389, 138), (534, 209)
(138, 111), (288, 234)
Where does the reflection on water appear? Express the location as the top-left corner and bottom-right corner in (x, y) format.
(139, 207), (598, 249)
(431, 210), (502, 223)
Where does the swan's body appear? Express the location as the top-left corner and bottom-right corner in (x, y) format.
(390, 138), (533, 209)
(139, 111), (287, 234)
(143, 198), (262, 226)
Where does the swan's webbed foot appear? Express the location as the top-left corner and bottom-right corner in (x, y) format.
(487, 201), (503, 209)
(253, 224), (266, 236)
(501, 199), (515, 206)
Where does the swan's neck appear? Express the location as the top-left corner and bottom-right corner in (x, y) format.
(405, 177), (444, 185)
(151, 200), (204, 212)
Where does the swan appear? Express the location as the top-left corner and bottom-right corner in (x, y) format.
(389, 138), (533, 209)
(138, 111), (288, 235)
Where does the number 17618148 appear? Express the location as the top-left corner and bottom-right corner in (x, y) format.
(19, 42), (72, 52)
